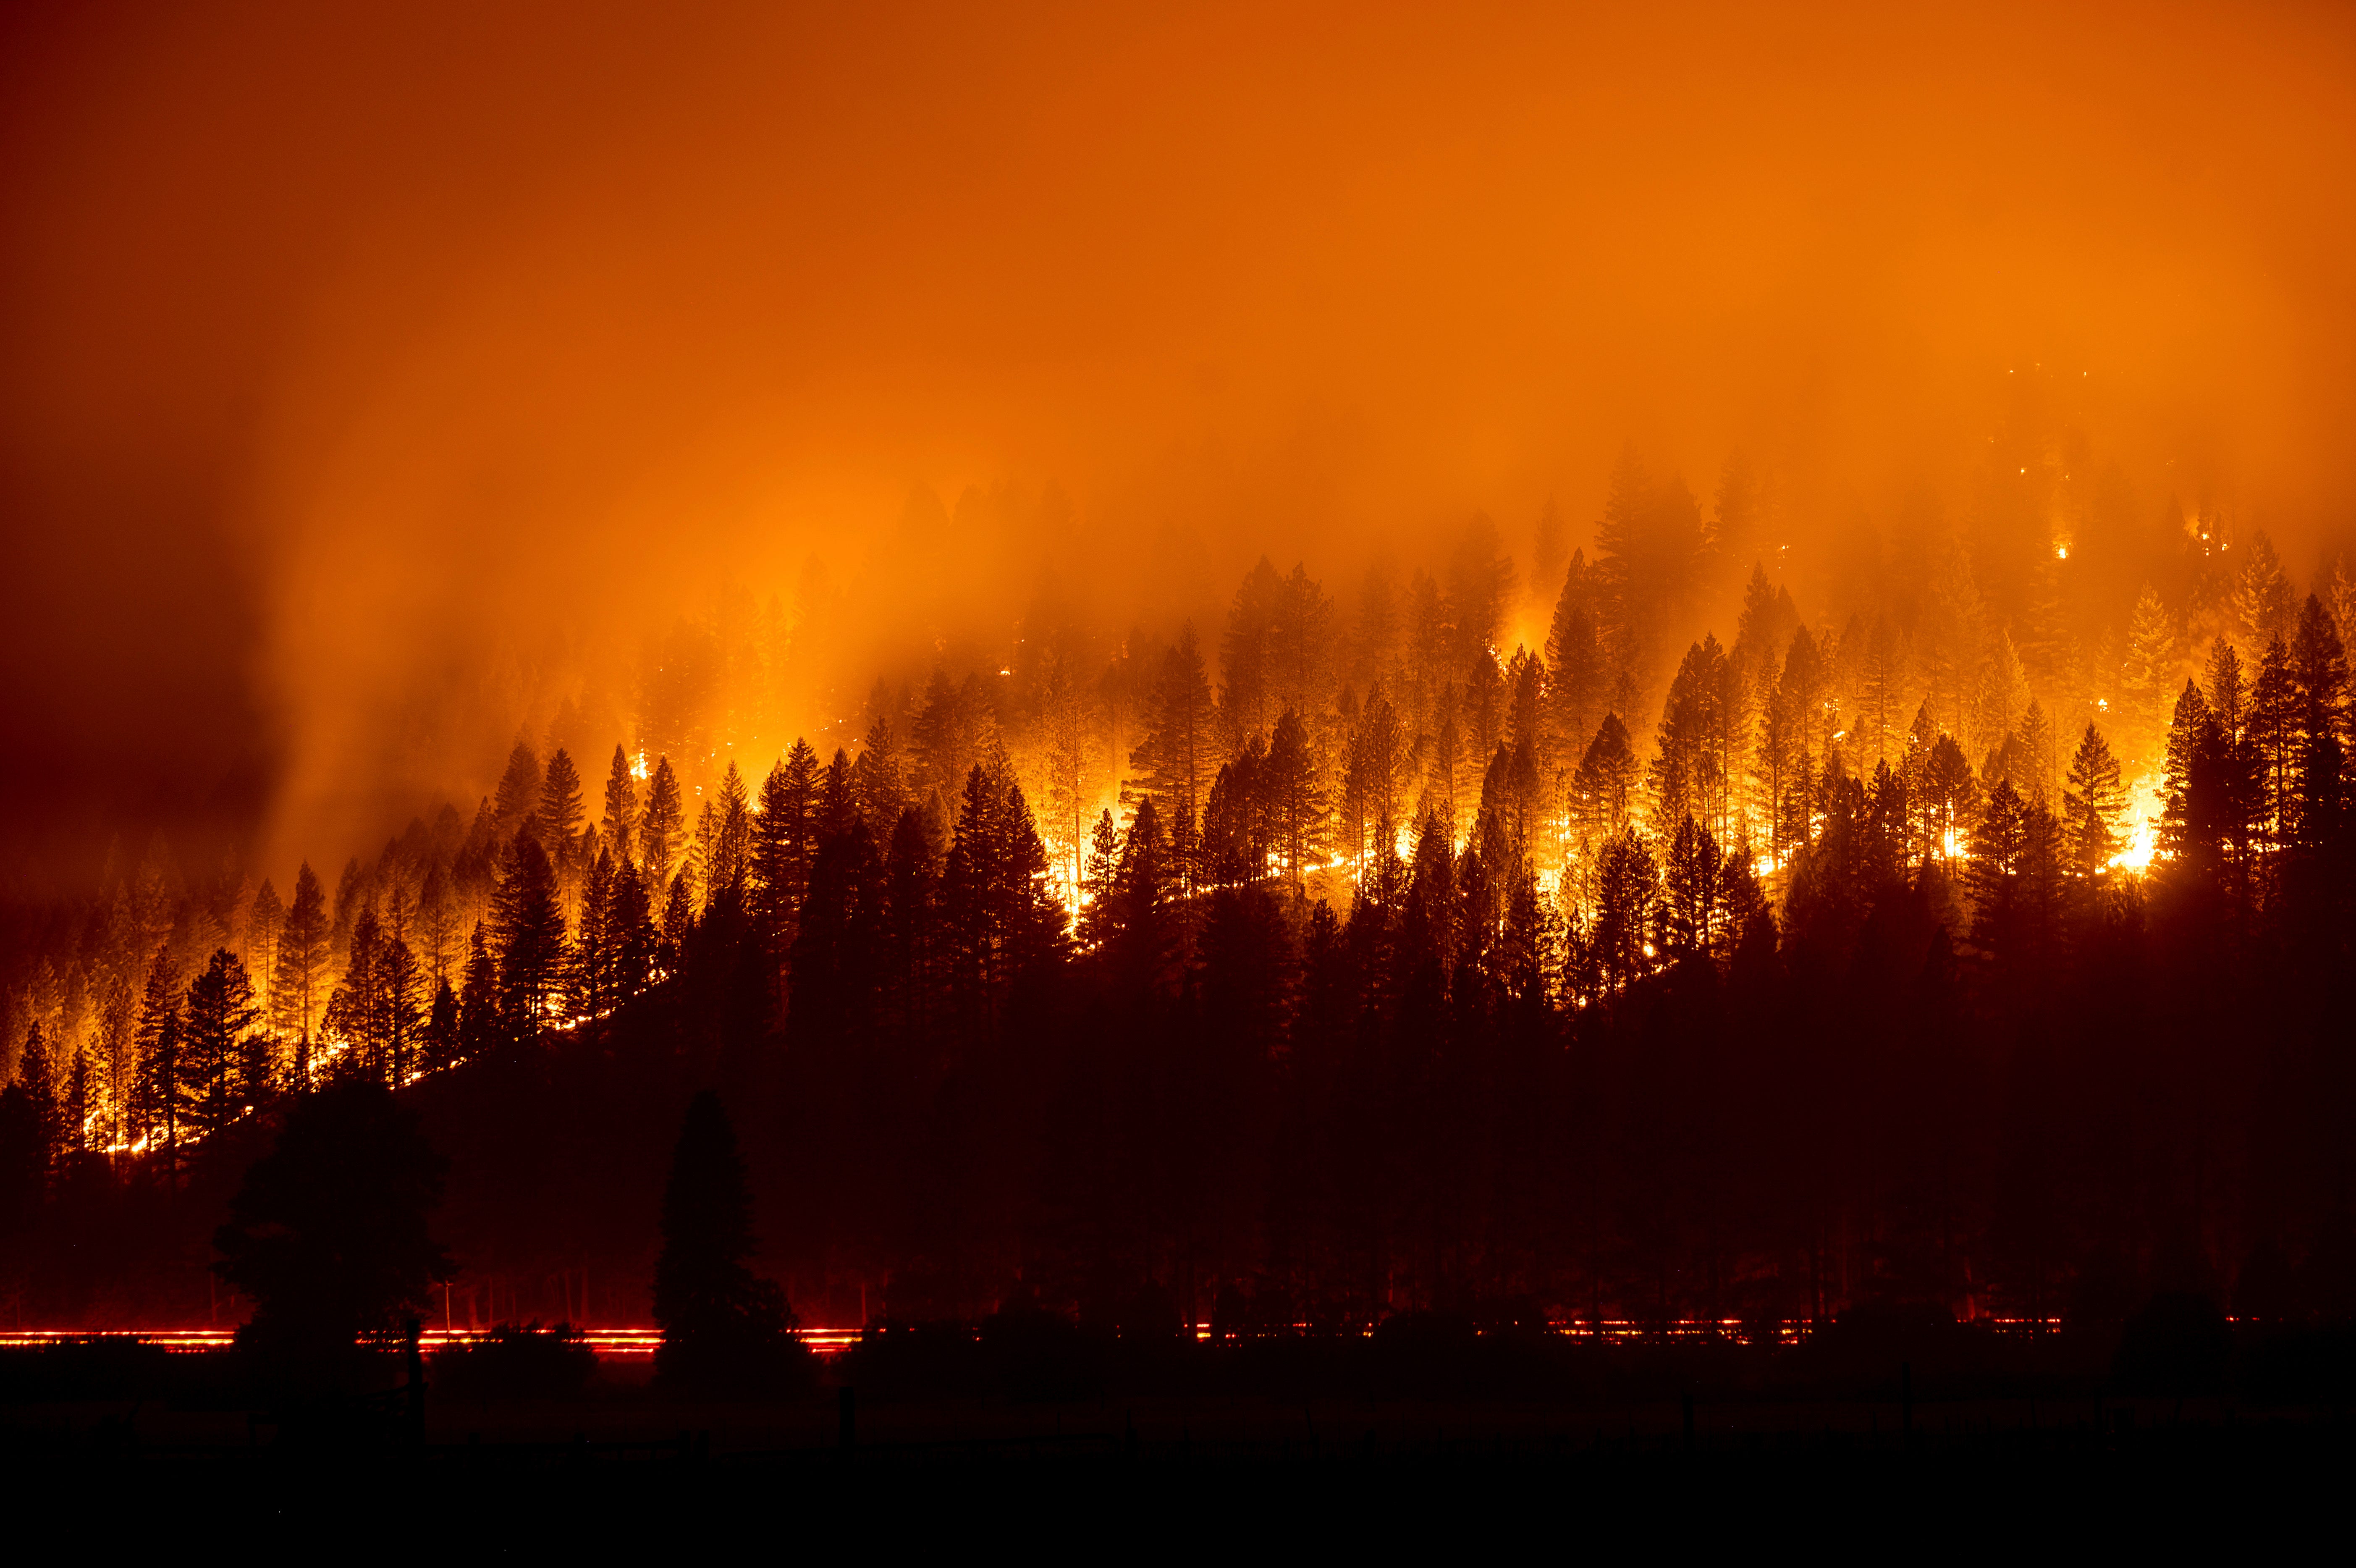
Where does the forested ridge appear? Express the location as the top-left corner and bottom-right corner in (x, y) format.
(7, 443), (2356, 1333)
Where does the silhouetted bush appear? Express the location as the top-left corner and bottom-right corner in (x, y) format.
(430, 1322), (598, 1403)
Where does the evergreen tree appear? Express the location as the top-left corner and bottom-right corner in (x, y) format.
(852, 713), (909, 835)
(491, 831), (567, 1038)
(750, 741), (820, 987)
(421, 978), (460, 1073)
(1661, 814), (1722, 957)
(492, 740), (542, 844)
(602, 743), (639, 864)
(273, 862), (331, 1087)
(1591, 825), (1658, 990)
(538, 747), (586, 862)
(414, 860), (460, 986)
(1262, 708), (1328, 896)
(130, 950), (182, 1163)
(180, 949), (259, 1140)
(2062, 721), (2127, 876)
(2249, 635), (2301, 846)
(652, 1091), (808, 1396)
(2233, 529), (2297, 652)
(2118, 583), (2177, 765)
(640, 756), (686, 889)
(456, 925), (501, 1062)
(1571, 713), (1639, 846)
(1127, 624), (1219, 886)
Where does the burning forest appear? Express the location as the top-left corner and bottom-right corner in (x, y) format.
(3, 4), (2356, 1482)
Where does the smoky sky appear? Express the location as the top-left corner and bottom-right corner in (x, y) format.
(3, 0), (2354, 887)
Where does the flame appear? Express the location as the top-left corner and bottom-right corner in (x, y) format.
(2107, 773), (2165, 873)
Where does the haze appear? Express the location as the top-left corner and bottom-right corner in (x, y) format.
(3, 0), (2352, 886)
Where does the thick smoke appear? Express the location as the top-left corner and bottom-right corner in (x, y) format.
(2, 1), (2353, 889)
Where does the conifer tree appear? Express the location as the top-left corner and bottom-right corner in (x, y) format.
(1592, 826), (1658, 990)
(1127, 624), (1219, 883)
(2062, 721), (2127, 876)
(1263, 708), (1328, 896)
(2233, 530), (2297, 652)
(492, 739), (543, 844)
(491, 831), (567, 1038)
(2249, 635), (2301, 845)
(380, 936), (424, 1086)
(1571, 713), (1639, 846)
(1080, 807), (1121, 919)
(130, 950), (182, 1162)
(652, 1091), (807, 1395)
(2290, 594), (2350, 747)
(602, 743), (639, 864)
(750, 744), (818, 992)
(640, 756), (686, 889)
(852, 713), (909, 833)
(421, 978), (460, 1073)
(538, 747), (586, 861)
(273, 862), (331, 1087)
(1661, 814), (1722, 957)
(180, 949), (259, 1139)
(2118, 583), (2176, 764)
(1651, 635), (1732, 840)
(414, 860), (460, 984)
(1856, 615), (1907, 768)
(0, 1023), (61, 1219)
(1544, 565), (1608, 776)
(456, 925), (501, 1062)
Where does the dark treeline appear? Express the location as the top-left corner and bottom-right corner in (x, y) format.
(7, 433), (2356, 1337)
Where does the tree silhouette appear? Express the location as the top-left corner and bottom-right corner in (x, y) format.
(652, 1091), (810, 1397)
(214, 1077), (452, 1373)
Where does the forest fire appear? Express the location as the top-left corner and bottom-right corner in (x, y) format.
(1, 5), (2355, 1495)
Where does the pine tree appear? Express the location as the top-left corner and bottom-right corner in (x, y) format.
(852, 713), (909, 833)
(273, 862), (330, 1087)
(2249, 635), (2301, 846)
(1592, 826), (1658, 990)
(1080, 807), (1121, 920)
(2233, 530), (2297, 652)
(2290, 594), (2350, 748)
(538, 747), (586, 861)
(1127, 624), (1219, 886)
(180, 949), (259, 1139)
(381, 936), (424, 1086)
(602, 743), (639, 864)
(652, 1091), (807, 1395)
(491, 831), (567, 1039)
(640, 756), (686, 889)
(1571, 713), (1639, 845)
(1038, 659), (1093, 896)
(1856, 615), (1908, 768)
(492, 739), (542, 844)
(2062, 721), (2127, 876)
(1650, 635), (1732, 841)
(456, 925), (501, 1062)
(1661, 814), (1722, 957)
(1, 1023), (62, 1215)
(415, 860), (460, 984)
(130, 950), (182, 1162)
(1263, 708), (1328, 896)
(421, 978), (460, 1073)
(2118, 583), (2176, 766)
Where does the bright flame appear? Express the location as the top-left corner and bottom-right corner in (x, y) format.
(2107, 774), (2164, 873)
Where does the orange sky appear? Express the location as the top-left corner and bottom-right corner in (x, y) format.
(3, 0), (2353, 880)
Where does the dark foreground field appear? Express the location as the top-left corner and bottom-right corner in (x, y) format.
(5, 1322), (2351, 1544)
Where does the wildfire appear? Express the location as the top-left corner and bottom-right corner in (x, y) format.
(2108, 774), (2164, 873)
